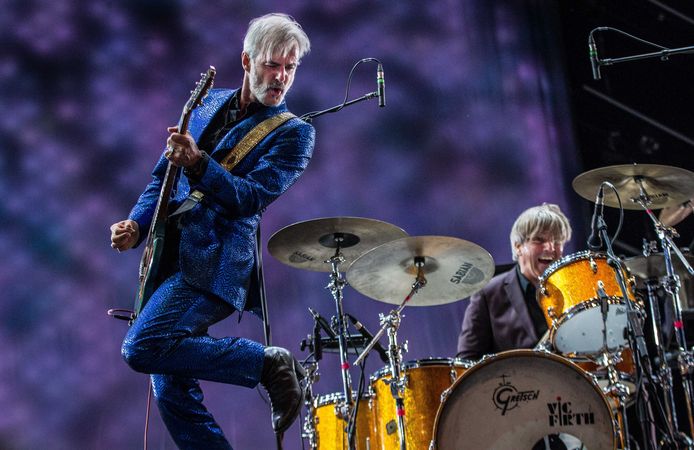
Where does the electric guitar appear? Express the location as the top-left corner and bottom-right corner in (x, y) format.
(132, 66), (216, 320)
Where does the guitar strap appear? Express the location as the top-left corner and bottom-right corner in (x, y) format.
(171, 111), (296, 216)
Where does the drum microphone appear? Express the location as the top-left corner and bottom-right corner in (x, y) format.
(309, 307), (336, 338)
(589, 35), (601, 80)
(347, 313), (389, 363)
(587, 185), (605, 251)
(377, 63), (386, 107)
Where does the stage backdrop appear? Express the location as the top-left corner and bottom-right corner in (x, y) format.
(0, 1), (582, 448)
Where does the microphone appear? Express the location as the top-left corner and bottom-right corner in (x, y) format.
(347, 314), (389, 363)
(589, 36), (601, 80)
(313, 321), (322, 360)
(587, 185), (604, 250)
(308, 307), (336, 338)
(377, 63), (386, 107)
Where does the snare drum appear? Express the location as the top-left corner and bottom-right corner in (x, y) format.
(538, 251), (640, 356)
(432, 350), (617, 450)
(370, 358), (474, 450)
(313, 392), (374, 450)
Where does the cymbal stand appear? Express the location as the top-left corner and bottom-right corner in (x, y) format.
(592, 181), (659, 448)
(635, 188), (694, 444)
(324, 237), (355, 444)
(643, 277), (680, 446)
(354, 257), (428, 450)
(596, 280), (632, 449)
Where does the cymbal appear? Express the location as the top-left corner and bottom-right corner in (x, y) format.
(267, 217), (408, 272)
(346, 236), (494, 306)
(572, 164), (694, 210)
(623, 252), (694, 280)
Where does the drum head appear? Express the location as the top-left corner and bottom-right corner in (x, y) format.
(433, 350), (616, 450)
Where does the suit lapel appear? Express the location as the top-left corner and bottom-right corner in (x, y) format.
(189, 89), (235, 143)
(503, 268), (538, 342)
(213, 102), (288, 157)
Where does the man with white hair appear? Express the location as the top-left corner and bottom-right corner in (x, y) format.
(110, 13), (313, 449)
(457, 203), (572, 359)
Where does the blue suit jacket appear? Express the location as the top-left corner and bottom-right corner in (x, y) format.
(128, 88), (315, 314)
(456, 267), (540, 359)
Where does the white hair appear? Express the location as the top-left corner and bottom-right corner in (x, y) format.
(510, 203), (572, 261)
(243, 13), (311, 64)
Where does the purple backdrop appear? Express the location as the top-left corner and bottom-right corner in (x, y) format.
(0, 1), (581, 448)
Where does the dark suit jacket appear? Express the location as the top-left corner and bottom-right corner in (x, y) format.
(456, 267), (540, 359)
(129, 88), (315, 315)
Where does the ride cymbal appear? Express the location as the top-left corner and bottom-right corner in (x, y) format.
(346, 236), (494, 306)
(267, 217), (408, 272)
(572, 164), (694, 210)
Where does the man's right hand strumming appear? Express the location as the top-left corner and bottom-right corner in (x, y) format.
(110, 220), (139, 252)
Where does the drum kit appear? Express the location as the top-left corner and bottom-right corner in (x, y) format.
(267, 163), (694, 450)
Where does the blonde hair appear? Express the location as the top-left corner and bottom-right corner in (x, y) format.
(243, 13), (311, 64)
(510, 203), (572, 261)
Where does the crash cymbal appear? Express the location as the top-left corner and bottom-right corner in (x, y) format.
(623, 252), (694, 280)
(267, 217), (408, 272)
(346, 236), (494, 306)
(572, 164), (694, 210)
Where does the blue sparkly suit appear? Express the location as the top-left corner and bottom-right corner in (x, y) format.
(121, 88), (315, 449)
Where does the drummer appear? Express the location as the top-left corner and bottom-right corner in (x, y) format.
(457, 203), (572, 360)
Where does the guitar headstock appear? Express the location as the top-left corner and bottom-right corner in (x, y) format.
(183, 66), (216, 115)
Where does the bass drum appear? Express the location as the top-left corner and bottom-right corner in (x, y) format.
(432, 350), (616, 450)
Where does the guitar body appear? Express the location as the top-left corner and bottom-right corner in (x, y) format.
(134, 225), (166, 316)
(131, 67), (216, 321)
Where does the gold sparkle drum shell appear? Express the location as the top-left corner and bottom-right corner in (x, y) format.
(369, 358), (474, 450)
(538, 251), (640, 356)
(314, 392), (374, 450)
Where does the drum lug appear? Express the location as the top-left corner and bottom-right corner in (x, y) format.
(449, 368), (458, 384)
(590, 256), (598, 273)
(546, 306), (558, 321)
(440, 386), (451, 403)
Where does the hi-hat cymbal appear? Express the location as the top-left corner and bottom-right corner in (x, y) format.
(572, 164), (694, 210)
(346, 236), (494, 306)
(267, 217), (408, 272)
(623, 252), (694, 280)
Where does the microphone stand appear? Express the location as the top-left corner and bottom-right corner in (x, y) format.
(597, 45), (694, 68)
(591, 27), (694, 74)
(300, 91), (379, 123)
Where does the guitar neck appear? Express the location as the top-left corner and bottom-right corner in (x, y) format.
(148, 92), (196, 233)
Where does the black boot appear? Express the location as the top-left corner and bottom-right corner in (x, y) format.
(260, 347), (306, 434)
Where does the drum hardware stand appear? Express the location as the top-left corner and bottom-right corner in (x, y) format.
(300, 362), (320, 450)
(644, 277), (682, 449)
(354, 256), (428, 450)
(634, 185), (694, 446)
(596, 280), (633, 449)
(592, 181), (662, 449)
(323, 239), (357, 446)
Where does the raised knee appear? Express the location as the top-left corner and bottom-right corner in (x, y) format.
(121, 337), (156, 373)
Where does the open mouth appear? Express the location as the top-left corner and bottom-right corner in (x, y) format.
(538, 257), (554, 265)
